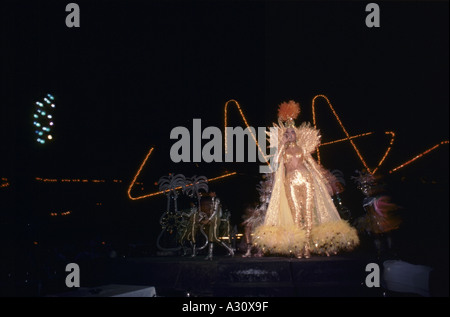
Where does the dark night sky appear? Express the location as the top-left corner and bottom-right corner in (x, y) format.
(1, 0), (449, 191)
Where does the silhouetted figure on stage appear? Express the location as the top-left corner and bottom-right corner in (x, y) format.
(325, 169), (353, 222)
(200, 192), (234, 260)
(352, 170), (402, 259)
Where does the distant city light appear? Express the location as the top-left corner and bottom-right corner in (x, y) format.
(33, 93), (55, 144)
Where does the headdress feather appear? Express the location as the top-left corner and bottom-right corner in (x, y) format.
(277, 100), (300, 124)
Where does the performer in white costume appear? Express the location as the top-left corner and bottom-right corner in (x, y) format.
(253, 100), (359, 258)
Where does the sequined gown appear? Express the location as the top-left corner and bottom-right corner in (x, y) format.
(284, 144), (315, 255)
(253, 123), (359, 256)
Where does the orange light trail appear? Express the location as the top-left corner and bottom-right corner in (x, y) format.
(224, 99), (271, 168)
(312, 94), (373, 173)
(0, 177), (9, 189)
(372, 131), (395, 175)
(319, 132), (374, 146)
(127, 147), (237, 200)
(389, 140), (449, 174)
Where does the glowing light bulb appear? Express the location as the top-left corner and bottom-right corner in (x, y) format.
(47, 115), (52, 119)
(47, 135), (53, 140)
(49, 122), (54, 126)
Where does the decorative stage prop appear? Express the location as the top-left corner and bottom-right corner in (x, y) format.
(155, 174), (234, 260)
(156, 174), (187, 252)
(126, 96), (448, 203)
(179, 175), (210, 257)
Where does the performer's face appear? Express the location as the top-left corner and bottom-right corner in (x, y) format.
(284, 128), (296, 143)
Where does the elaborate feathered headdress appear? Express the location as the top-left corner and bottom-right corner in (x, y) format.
(277, 100), (300, 128)
(351, 169), (376, 189)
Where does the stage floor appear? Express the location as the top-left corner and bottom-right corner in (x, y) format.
(100, 251), (384, 297)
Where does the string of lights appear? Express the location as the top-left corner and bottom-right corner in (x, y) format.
(389, 140), (449, 174)
(33, 93), (56, 144)
(222, 96), (447, 177)
(224, 99), (271, 168)
(319, 132), (374, 146)
(35, 177), (122, 183)
(127, 147), (238, 200)
(371, 131), (396, 175)
(223, 96), (397, 175)
(312, 94), (374, 172)
(0, 177), (10, 188)
(49, 211), (72, 217)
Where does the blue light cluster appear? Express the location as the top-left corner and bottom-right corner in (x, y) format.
(33, 93), (55, 144)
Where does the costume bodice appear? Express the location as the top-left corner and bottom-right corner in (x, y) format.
(283, 144), (306, 174)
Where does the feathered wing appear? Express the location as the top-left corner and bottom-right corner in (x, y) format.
(294, 122), (321, 154)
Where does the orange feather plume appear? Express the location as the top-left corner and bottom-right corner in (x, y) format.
(277, 100), (300, 122)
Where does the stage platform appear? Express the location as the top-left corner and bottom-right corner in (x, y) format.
(100, 251), (384, 297)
